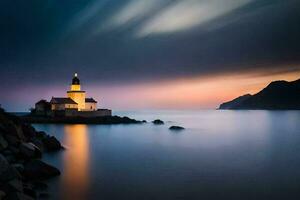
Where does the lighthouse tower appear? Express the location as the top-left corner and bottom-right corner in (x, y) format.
(67, 73), (86, 111)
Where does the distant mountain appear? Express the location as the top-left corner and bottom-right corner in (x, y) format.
(219, 79), (300, 110)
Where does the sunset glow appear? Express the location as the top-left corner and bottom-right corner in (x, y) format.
(87, 69), (300, 109)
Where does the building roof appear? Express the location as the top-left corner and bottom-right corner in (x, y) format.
(35, 99), (49, 105)
(85, 98), (97, 103)
(50, 97), (77, 104)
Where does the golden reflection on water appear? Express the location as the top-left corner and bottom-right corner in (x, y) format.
(62, 125), (90, 200)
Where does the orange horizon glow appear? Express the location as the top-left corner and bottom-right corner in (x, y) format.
(8, 67), (299, 111)
(88, 69), (300, 109)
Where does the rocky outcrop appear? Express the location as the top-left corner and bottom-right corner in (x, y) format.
(23, 160), (60, 180)
(19, 143), (42, 159)
(0, 107), (61, 199)
(0, 134), (8, 151)
(152, 119), (164, 125)
(42, 136), (62, 152)
(169, 126), (185, 131)
(219, 79), (300, 110)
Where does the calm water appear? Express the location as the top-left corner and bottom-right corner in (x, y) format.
(33, 110), (300, 200)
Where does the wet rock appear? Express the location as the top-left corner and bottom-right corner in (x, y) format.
(36, 131), (47, 139)
(0, 190), (6, 199)
(21, 124), (36, 139)
(4, 135), (20, 146)
(39, 192), (50, 199)
(19, 142), (42, 159)
(42, 136), (62, 152)
(32, 181), (48, 191)
(9, 192), (35, 200)
(23, 160), (60, 180)
(23, 187), (37, 199)
(0, 154), (19, 182)
(6, 122), (26, 142)
(152, 119), (164, 125)
(169, 126), (185, 131)
(12, 163), (24, 173)
(29, 138), (45, 152)
(8, 179), (23, 192)
(0, 134), (8, 151)
(8, 145), (20, 155)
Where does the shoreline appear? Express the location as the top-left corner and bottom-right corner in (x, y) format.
(0, 108), (63, 199)
(20, 115), (144, 125)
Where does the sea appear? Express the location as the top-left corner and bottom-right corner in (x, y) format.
(31, 110), (300, 200)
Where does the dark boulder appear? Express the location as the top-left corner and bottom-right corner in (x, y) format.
(0, 154), (19, 183)
(30, 138), (45, 152)
(32, 181), (48, 191)
(23, 160), (60, 180)
(36, 131), (47, 139)
(23, 187), (37, 199)
(42, 136), (62, 152)
(0, 191), (5, 199)
(7, 192), (34, 200)
(4, 135), (20, 146)
(21, 124), (36, 139)
(19, 143), (42, 159)
(8, 179), (23, 192)
(152, 119), (164, 125)
(0, 133), (8, 151)
(169, 126), (185, 131)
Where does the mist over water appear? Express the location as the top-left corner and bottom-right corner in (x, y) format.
(34, 110), (300, 199)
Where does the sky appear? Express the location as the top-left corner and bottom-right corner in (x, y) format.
(0, 0), (300, 111)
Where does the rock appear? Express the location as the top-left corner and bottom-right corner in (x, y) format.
(21, 124), (36, 139)
(32, 181), (48, 191)
(0, 191), (6, 199)
(36, 131), (47, 139)
(23, 188), (37, 199)
(3, 149), (17, 163)
(169, 126), (185, 131)
(42, 136), (62, 152)
(7, 122), (26, 142)
(8, 145), (20, 155)
(4, 135), (20, 146)
(8, 179), (23, 192)
(0, 154), (19, 183)
(9, 192), (35, 200)
(30, 138), (45, 152)
(142, 120), (147, 123)
(23, 160), (60, 180)
(39, 192), (50, 199)
(152, 119), (164, 125)
(11, 163), (24, 173)
(0, 134), (8, 152)
(19, 142), (42, 159)
(5, 155), (17, 164)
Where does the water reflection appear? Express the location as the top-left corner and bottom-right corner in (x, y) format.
(62, 125), (90, 200)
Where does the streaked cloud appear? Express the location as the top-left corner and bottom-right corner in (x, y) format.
(104, 0), (163, 29)
(67, 0), (109, 34)
(136, 0), (253, 37)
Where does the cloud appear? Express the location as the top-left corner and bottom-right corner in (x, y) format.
(65, 0), (109, 36)
(105, 0), (163, 28)
(136, 0), (253, 37)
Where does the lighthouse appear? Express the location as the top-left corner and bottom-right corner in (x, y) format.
(35, 73), (111, 117)
(67, 73), (86, 111)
